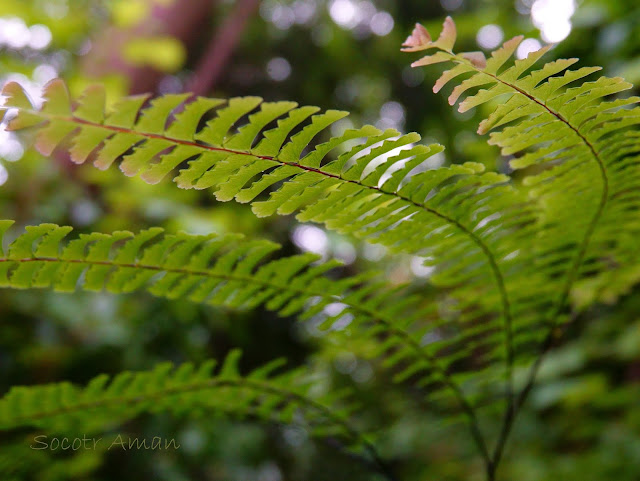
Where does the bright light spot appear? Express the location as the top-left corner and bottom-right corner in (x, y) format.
(377, 101), (405, 130)
(75, 39), (92, 56)
(531, 0), (575, 24)
(272, 5), (296, 30)
(28, 24), (52, 50)
(292, 225), (329, 256)
(380, 101), (405, 125)
(426, 151), (445, 169)
(516, 38), (542, 59)
(1, 17), (31, 49)
(330, 117), (355, 137)
(504, 250), (520, 261)
(0, 18), (52, 51)
(540, 17), (572, 43)
(0, 139), (24, 162)
(71, 200), (101, 226)
(266, 57), (291, 81)
(440, 0), (463, 11)
(260, 1), (296, 30)
(325, 302), (347, 317)
(329, 0), (358, 29)
(531, 0), (574, 43)
(335, 240), (356, 264)
(363, 242), (386, 261)
(0, 163), (7, 186)
(0, 129), (24, 162)
(330, 312), (353, 330)
(292, 0), (317, 24)
(370, 11), (394, 36)
(476, 24), (504, 49)
(33, 64), (58, 84)
(411, 257), (435, 278)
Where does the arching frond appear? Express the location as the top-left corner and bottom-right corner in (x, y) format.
(0, 349), (384, 465)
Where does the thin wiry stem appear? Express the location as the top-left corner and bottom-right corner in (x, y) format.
(185, 0), (261, 95)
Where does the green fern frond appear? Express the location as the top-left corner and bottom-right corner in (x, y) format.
(403, 17), (640, 356)
(403, 17), (640, 316)
(0, 349), (377, 458)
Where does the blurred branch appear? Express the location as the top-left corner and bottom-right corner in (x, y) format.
(185, 0), (261, 95)
(83, 0), (216, 94)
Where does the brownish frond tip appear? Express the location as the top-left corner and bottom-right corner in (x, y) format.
(438, 16), (457, 51)
(401, 23), (432, 51)
(402, 16), (457, 54)
(461, 51), (487, 69)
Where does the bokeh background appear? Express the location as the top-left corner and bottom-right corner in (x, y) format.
(0, 0), (639, 480)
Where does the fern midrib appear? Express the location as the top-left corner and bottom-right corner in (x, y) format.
(60, 115), (504, 246)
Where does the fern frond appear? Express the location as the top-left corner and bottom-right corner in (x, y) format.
(403, 18), (640, 363)
(403, 17), (640, 319)
(0, 349), (376, 459)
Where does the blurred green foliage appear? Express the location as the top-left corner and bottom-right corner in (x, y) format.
(0, 0), (638, 480)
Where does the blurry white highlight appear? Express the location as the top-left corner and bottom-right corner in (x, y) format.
(531, 0), (575, 43)
(516, 38), (542, 59)
(292, 225), (329, 256)
(476, 24), (504, 49)
(266, 57), (291, 81)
